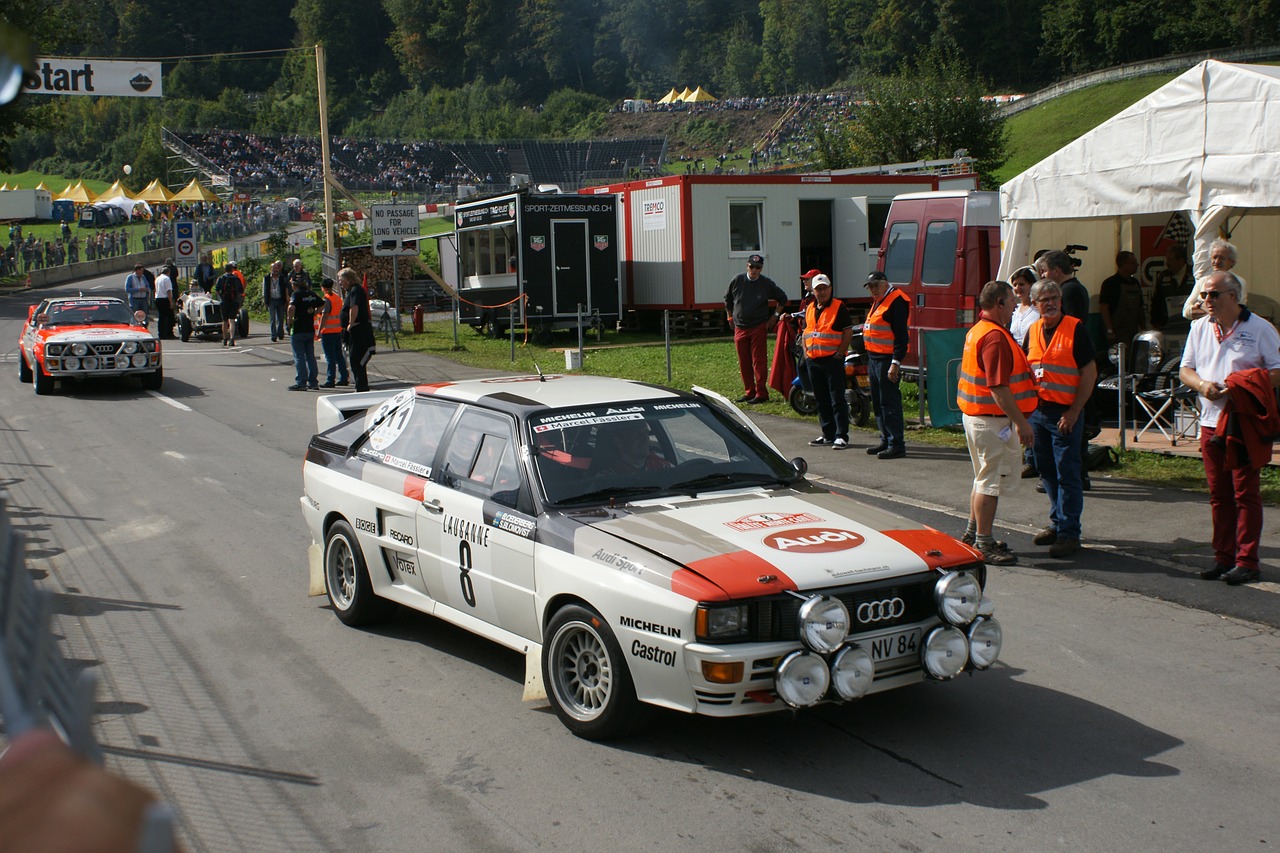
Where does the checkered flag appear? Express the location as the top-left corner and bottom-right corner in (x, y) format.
(1158, 211), (1191, 247)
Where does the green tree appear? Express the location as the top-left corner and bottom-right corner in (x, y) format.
(759, 0), (830, 94)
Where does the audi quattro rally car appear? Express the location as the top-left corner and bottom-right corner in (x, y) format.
(17, 296), (162, 395)
(300, 375), (1002, 739)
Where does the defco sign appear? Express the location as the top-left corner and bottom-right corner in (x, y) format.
(762, 528), (865, 553)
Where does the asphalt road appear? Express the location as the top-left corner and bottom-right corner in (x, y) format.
(2, 270), (1278, 852)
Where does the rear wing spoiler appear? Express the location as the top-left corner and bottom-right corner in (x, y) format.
(315, 389), (400, 433)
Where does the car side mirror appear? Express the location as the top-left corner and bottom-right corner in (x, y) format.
(790, 456), (808, 477)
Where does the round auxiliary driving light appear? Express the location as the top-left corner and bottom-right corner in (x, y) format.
(922, 625), (968, 680)
(64, 357), (80, 370)
(72, 342), (89, 357)
(775, 650), (830, 708)
(830, 644), (875, 701)
(934, 571), (981, 626)
(132, 354), (148, 367)
(967, 617), (1003, 670)
(122, 341), (139, 355)
(798, 595), (850, 653)
(82, 357), (98, 370)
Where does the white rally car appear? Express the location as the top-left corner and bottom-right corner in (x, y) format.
(300, 375), (1002, 739)
(18, 296), (162, 395)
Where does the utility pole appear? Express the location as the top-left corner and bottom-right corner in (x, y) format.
(316, 43), (335, 258)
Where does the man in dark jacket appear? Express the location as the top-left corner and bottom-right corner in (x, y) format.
(286, 275), (325, 391)
(340, 267), (376, 392)
(725, 254), (788, 403)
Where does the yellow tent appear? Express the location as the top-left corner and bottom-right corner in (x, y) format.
(56, 182), (96, 203)
(685, 86), (717, 102)
(136, 178), (174, 203)
(34, 181), (51, 192)
(676, 87), (693, 102)
(0, 183), (9, 191)
(170, 177), (220, 203)
(656, 87), (680, 105)
(102, 179), (138, 200)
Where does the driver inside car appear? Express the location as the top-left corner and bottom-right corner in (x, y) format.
(594, 420), (673, 477)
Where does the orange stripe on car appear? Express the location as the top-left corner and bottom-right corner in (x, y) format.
(403, 475), (427, 501)
(416, 382), (452, 394)
(879, 528), (980, 569)
(672, 551), (797, 600)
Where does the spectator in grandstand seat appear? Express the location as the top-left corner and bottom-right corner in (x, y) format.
(340, 267), (376, 392)
(316, 277), (349, 387)
(262, 260), (290, 342)
(725, 254), (788, 404)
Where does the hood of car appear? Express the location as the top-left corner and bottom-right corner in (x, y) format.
(39, 325), (152, 343)
(580, 490), (975, 599)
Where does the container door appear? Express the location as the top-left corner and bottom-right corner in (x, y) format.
(552, 220), (589, 316)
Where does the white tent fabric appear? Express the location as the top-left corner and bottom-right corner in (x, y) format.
(999, 60), (1280, 283)
(94, 195), (152, 219)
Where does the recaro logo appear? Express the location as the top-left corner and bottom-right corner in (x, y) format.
(762, 528), (865, 553)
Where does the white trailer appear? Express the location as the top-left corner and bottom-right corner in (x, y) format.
(0, 189), (54, 221)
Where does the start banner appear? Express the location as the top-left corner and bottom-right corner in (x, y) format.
(24, 58), (163, 98)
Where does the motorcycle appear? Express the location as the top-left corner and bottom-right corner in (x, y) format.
(788, 330), (871, 427)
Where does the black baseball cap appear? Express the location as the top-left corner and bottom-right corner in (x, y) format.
(747, 254), (764, 266)
(865, 271), (889, 288)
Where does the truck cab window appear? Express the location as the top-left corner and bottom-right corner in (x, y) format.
(921, 220), (959, 285)
(882, 222), (919, 283)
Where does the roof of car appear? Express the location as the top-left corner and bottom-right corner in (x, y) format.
(43, 296), (127, 307)
(416, 374), (688, 412)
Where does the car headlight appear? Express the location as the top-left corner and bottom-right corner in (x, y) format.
(830, 644), (874, 701)
(775, 650), (829, 708)
(934, 571), (981, 626)
(695, 603), (749, 642)
(797, 594), (849, 653)
(122, 341), (138, 354)
(72, 342), (89, 356)
(967, 617), (1003, 670)
(83, 357), (98, 370)
(132, 354), (148, 367)
(921, 625), (968, 680)
(1108, 343), (1121, 365)
(64, 357), (80, 370)
(1148, 343), (1163, 365)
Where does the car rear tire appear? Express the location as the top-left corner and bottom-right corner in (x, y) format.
(140, 368), (163, 391)
(18, 351), (32, 383)
(236, 308), (249, 340)
(324, 519), (392, 627)
(179, 314), (192, 342)
(543, 604), (646, 740)
(33, 363), (53, 396)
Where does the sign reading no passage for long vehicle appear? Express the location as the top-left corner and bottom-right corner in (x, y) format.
(370, 203), (420, 257)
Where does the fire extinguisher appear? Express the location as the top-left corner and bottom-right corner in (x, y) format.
(412, 303), (424, 334)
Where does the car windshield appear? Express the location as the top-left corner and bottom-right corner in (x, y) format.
(46, 302), (134, 326)
(529, 399), (798, 505)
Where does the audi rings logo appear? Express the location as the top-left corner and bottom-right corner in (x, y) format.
(856, 597), (905, 624)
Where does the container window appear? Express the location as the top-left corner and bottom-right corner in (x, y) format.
(728, 202), (763, 254)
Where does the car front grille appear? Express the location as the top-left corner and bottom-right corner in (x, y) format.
(744, 572), (943, 642)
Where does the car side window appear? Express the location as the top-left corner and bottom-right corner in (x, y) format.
(441, 409), (529, 511)
(380, 397), (459, 473)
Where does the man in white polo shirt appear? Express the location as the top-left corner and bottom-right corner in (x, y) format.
(1179, 270), (1280, 586)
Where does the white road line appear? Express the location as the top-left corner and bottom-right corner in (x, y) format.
(146, 391), (191, 411)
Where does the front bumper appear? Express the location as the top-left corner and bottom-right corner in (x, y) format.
(41, 353), (161, 377)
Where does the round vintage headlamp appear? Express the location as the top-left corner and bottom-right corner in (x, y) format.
(921, 626), (968, 680)
(1108, 343), (1121, 365)
(72, 342), (89, 356)
(122, 341), (139, 354)
(934, 571), (981, 626)
(830, 644), (875, 701)
(797, 595), (850, 653)
(64, 357), (80, 370)
(132, 354), (148, 367)
(82, 356), (98, 370)
(774, 650), (830, 708)
(967, 617), (1003, 670)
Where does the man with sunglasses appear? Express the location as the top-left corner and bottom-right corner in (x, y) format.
(1179, 271), (1280, 586)
(725, 254), (788, 403)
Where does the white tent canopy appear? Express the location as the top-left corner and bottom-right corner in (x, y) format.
(94, 195), (152, 219)
(999, 60), (1280, 293)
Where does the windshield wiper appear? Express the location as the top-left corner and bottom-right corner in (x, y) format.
(557, 485), (666, 505)
(669, 472), (786, 495)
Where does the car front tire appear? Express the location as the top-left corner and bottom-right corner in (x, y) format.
(179, 314), (192, 342)
(543, 604), (645, 740)
(18, 350), (32, 383)
(33, 362), (53, 395)
(324, 519), (392, 627)
(236, 308), (249, 339)
(140, 368), (163, 391)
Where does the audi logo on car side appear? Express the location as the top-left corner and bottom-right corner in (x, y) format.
(856, 598), (905, 623)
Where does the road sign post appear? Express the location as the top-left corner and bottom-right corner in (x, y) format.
(370, 203), (419, 326)
(173, 221), (198, 273)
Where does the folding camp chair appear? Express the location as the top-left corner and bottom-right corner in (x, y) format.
(1133, 373), (1200, 445)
